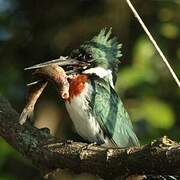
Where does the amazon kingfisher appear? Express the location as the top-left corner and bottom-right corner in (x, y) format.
(25, 28), (140, 148)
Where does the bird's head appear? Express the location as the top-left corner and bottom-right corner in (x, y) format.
(70, 28), (122, 83)
(25, 28), (122, 84)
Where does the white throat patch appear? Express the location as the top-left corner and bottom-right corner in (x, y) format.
(83, 67), (114, 88)
(82, 67), (111, 78)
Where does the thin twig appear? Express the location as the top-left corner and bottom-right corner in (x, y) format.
(126, 0), (180, 88)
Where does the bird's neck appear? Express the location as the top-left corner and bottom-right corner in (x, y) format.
(66, 67), (114, 101)
(67, 74), (89, 101)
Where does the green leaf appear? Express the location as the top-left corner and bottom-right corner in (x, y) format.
(140, 98), (175, 129)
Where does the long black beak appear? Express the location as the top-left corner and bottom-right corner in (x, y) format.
(24, 56), (85, 70)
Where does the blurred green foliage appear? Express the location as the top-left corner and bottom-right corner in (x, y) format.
(0, 0), (179, 179)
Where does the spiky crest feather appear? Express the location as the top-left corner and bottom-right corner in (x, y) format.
(90, 28), (122, 63)
(70, 28), (122, 83)
(81, 28), (122, 67)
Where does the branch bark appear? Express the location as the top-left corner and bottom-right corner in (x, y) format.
(0, 96), (179, 179)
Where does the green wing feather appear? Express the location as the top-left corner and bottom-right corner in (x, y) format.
(90, 77), (140, 147)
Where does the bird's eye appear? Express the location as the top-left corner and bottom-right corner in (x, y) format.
(83, 53), (92, 61)
(76, 49), (92, 62)
(71, 48), (93, 63)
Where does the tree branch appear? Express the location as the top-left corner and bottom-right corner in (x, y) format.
(0, 96), (179, 179)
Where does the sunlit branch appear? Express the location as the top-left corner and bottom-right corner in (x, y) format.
(0, 96), (180, 179)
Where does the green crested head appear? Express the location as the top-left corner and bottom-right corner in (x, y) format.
(71, 28), (122, 74)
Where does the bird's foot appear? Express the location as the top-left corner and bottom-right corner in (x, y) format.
(81, 142), (97, 151)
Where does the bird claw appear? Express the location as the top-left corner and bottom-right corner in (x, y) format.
(66, 140), (74, 144)
(81, 142), (97, 151)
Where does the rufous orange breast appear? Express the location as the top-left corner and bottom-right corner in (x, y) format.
(66, 74), (89, 101)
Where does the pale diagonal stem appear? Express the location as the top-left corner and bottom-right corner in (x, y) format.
(126, 0), (180, 88)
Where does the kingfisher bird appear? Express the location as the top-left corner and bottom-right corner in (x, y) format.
(25, 28), (140, 148)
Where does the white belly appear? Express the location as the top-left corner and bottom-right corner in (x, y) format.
(65, 83), (101, 143)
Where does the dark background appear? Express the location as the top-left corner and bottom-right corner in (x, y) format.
(0, 0), (179, 179)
